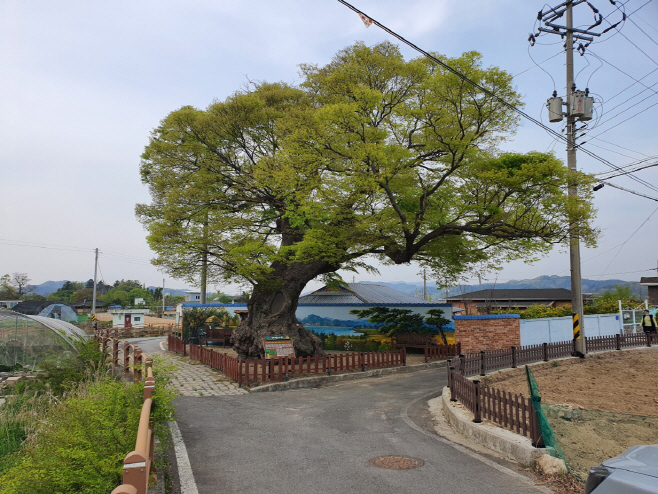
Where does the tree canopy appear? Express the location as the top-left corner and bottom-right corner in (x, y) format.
(137, 42), (597, 358)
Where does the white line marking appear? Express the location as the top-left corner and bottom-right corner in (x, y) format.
(169, 421), (199, 494)
(160, 340), (167, 352)
(400, 391), (552, 494)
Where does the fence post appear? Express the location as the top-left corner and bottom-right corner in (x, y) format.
(511, 346), (517, 368)
(449, 367), (458, 402)
(542, 342), (548, 362)
(459, 354), (465, 374)
(616, 333), (621, 350)
(424, 346), (428, 363)
(480, 350), (486, 376)
(183, 340), (187, 357)
(647, 332), (652, 347)
(473, 380), (482, 423)
(402, 348), (406, 366)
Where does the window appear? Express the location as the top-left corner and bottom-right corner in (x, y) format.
(134, 317), (141, 322)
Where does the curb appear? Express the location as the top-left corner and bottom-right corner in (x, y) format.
(249, 360), (447, 392)
(440, 386), (546, 465)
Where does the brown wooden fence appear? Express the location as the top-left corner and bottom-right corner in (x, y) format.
(446, 332), (658, 446)
(97, 325), (175, 339)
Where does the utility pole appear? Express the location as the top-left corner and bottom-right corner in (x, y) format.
(91, 248), (98, 330)
(565, 3), (586, 357)
(423, 268), (427, 301)
(532, 0), (614, 357)
(162, 278), (165, 314)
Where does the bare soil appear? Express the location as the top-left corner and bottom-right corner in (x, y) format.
(483, 347), (658, 480)
(483, 347), (658, 416)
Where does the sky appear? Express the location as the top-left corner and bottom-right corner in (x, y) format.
(1, 0), (657, 295)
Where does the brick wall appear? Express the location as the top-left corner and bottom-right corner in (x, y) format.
(453, 315), (520, 353)
(649, 286), (658, 306)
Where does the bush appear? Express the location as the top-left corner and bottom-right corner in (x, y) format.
(0, 344), (176, 494)
(492, 300), (633, 319)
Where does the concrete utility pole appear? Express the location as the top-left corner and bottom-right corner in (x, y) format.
(91, 248), (98, 329)
(565, 3), (586, 357)
(162, 278), (165, 314)
(423, 268), (427, 301)
(533, 0), (611, 356)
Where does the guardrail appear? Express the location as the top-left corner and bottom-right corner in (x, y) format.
(94, 332), (157, 494)
(446, 332), (658, 445)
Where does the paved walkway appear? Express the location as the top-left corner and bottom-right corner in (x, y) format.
(124, 337), (248, 397)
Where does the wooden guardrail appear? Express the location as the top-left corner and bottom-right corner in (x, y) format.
(95, 332), (157, 494)
(446, 332), (658, 446)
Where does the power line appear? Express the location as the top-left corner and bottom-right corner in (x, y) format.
(589, 136), (652, 158)
(335, 0), (658, 201)
(597, 160), (658, 179)
(595, 205), (658, 280)
(598, 180), (658, 201)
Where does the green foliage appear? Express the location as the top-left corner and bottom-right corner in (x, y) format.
(182, 307), (229, 340)
(493, 301), (630, 319)
(595, 285), (639, 304)
(0, 351), (176, 494)
(0, 274), (19, 299)
(137, 41), (597, 315)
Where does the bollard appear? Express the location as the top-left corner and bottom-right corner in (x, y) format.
(473, 380), (482, 423)
(511, 346), (517, 368)
(480, 350), (486, 376)
(542, 342), (549, 362)
(616, 333), (621, 351)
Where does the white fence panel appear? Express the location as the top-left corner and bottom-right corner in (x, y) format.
(520, 313), (621, 345)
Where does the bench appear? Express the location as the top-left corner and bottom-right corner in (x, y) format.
(393, 333), (435, 350)
(200, 328), (233, 347)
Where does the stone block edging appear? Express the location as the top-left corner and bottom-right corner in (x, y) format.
(440, 386), (545, 465)
(249, 360), (446, 392)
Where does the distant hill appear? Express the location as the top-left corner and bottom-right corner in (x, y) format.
(359, 275), (648, 299)
(33, 280), (190, 297)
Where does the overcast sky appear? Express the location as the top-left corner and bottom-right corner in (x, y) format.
(1, 0), (657, 294)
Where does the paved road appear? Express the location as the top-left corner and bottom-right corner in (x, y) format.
(174, 367), (546, 494)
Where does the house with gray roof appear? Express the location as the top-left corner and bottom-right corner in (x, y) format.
(446, 288), (594, 315)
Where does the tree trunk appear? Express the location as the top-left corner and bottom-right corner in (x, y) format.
(231, 261), (331, 359)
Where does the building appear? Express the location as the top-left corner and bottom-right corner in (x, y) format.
(0, 300), (21, 309)
(70, 300), (105, 312)
(446, 288), (594, 315)
(107, 308), (150, 329)
(640, 277), (658, 305)
(185, 291), (201, 303)
(11, 300), (78, 323)
(177, 283), (454, 336)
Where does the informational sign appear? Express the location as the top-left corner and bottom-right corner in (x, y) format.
(263, 336), (295, 359)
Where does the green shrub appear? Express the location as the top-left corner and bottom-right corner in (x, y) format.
(0, 349), (176, 494)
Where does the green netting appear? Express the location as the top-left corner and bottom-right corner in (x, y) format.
(525, 366), (569, 469)
(541, 404), (658, 480)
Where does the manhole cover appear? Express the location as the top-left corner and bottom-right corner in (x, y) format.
(369, 455), (425, 470)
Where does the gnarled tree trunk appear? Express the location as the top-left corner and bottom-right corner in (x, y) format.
(231, 261), (333, 359)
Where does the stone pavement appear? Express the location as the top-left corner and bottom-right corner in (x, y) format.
(164, 354), (248, 397)
(124, 337), (248, 397)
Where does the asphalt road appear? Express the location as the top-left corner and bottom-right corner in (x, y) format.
(173, 367), (546, 494)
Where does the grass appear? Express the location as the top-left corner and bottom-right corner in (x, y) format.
(0, 340), (177, 493)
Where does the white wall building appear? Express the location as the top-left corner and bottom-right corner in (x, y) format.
(108, 308), (150, 329)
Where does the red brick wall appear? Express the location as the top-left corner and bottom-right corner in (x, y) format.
(454, 317), (520, 353)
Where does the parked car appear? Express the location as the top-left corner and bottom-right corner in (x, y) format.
(584, 445), (658, 493)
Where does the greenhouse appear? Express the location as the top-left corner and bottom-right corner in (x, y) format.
(0, 309), (87, 371)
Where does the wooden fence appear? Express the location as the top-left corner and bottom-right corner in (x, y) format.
(168, 335), (429, 385)
(447, 332), (658, 446)
(96, 325), (175, 339)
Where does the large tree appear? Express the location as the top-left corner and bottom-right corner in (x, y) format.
(137, 42), (597, 358)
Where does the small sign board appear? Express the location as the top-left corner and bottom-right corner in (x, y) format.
(263, 336), (295, 359)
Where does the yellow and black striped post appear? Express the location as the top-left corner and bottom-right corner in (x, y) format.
(572, 313), (580, 340)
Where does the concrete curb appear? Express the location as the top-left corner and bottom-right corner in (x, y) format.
(440, 386), (545, 465)
(249, 360), (446, 392)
